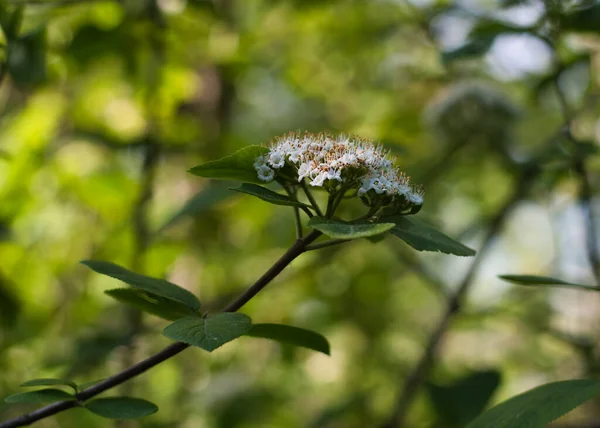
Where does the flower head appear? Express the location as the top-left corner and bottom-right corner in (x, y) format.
(254, 132), (423, 213)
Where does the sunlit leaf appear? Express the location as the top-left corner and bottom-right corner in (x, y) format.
(82, 261), (201, 311)
(465, 380), (600, 428)
(188, 146), (269, 184)
(105, 288), (197, 321)
(4, 389), (75, 404)
(246, 323), (330, 355)
(230, 183), (311, 209)
(385, 216), (476, 256)
(162, 313), (252, 352)
(499, 275), (599, 291)
(308, 217), (394, 239)
(85, 397), (158, 419)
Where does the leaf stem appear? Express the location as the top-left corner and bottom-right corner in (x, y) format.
(0, 231), (322, 428)
(304, 238), (352, 251)
(282, 185), (304, 239)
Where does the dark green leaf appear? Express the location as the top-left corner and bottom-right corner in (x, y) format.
(561, 3), (600, 34)
(105, 288), (197, 321)
(7, 27), (46, 87)
(85, 397), (158, 419)
(20, 378), (78, 392)
(0, 275), (20, 327)
(78, 379), (105, 391)
(157, 181), (235, 233)
(81, 260), (200, 311)
(465, 379), (600, 428)
(499, 275), (599, 292)
(246, 323), (330, 355)
(188, 146), (269, 184)
(385, 216), (476, 256)
(442, 39), (494, 63)
(230, 183), (311, 209)
(308, 217), (395, 239)
(4, 389), (75, 404)
(162, 313), (252, 352)
(427, 370), (501, 427)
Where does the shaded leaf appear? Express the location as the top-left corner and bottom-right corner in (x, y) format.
(442, 39), (494, 63)
(230, 183), (311, 209)
(499, 275), (599, 292)
(4, 389), (74, 404)
(163, 313), (252, 352)
(385, 216), (476, 256)
(85, 397), (158, 419)
(157, 181), (235, 233)
(308, 217), (395, 239)
(427, 370), (501, 427)
(7, 27), (46, 87)
(0, 275), (20, 327)
(82, 261), (200, 311)
(105, 288), (197, 321)
(465, 379), (600, 428)
(188, 146), (269, 184)
(246, 323), (330, 355)
(561, 3), (600, 33)
(78, 379), (105, 391)
(21, 378), (77, 392)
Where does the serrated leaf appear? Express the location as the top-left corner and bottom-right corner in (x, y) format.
(4, 389), (75, 404)
(20, 378), (78, 392)
(384, 216), (475, 256)
(246, 323), (330, 355)
(162, 313), (252, 352)
(499, 275), (599, 292)
(85, 397), (158, 419)
(427, 370), (501, 427)
(308, 217), (394, 239)
(188, 145), (269, 184)
(105, 288), (197, 321)
(157, 181), (235, 233)
(465, 379), (600, 428)
(230, 183), (311, 209)
(82, 261), (200, 311)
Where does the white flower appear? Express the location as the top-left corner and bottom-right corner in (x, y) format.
(257, 165), (275, 182)
(268, 151), (285, 169)
(254, 132), (424, 206)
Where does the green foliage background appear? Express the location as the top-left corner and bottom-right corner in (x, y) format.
(1, 0), (600, 426)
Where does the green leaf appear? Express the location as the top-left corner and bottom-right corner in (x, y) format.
(442, 39), (494, 63)
(4, 389), (75, 404)
(561, 3), (600, 34)
(85, 397), (158, 419)
(81, 261), (201, 311)
(246, 323), (330, 355)
(105, 288), (197, 321)
(20, 378), (78, 392)
(308, 217), (395, 239)
(427, 370), (501, 427)
(157, 181), (235, 233)
(7, 27), (46, 88)
(499, 275), (599, 292)
(465, 379), (600, 428)
(230, 183), (311, 209)
(188, 145), (269, 184)
(162, 313), (252, 352)
(384, 216), (476, 256)
(78, 379), (105, 390)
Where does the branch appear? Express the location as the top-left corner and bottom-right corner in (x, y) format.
(380, 166), (539, 428)
(0, 230), (322, 428)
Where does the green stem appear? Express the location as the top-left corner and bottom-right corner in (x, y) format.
(283, 185), (303, 239)
(301, 180), (324, 217)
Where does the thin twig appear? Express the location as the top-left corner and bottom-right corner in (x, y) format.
(305, 238), (351, 251)
(301, 180), (324, 217)
(282, 185), (304, 239)
(0, 230), (322, 428)
(380, 166), (539, 428)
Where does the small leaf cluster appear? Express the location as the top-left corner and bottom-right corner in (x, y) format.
(4, 379), (158, 420)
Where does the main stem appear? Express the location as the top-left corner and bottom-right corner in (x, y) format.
(0, 230), (322, 428)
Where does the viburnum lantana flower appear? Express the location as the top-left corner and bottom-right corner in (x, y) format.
(254, 132), (423, 215)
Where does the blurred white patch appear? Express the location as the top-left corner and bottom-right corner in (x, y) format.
(486, 34), (553, 81)
(431, 14), (474, 49)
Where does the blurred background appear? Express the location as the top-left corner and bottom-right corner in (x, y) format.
(1, 0), (600, 426)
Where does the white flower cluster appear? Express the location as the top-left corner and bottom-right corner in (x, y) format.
(254, 132), (424, 205)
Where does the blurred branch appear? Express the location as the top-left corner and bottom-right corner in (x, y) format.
(380, 165), (540, 428)
(0, 230), (322, 428)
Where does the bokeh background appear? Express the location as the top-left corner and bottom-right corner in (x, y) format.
(1, 0), (600, 426)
